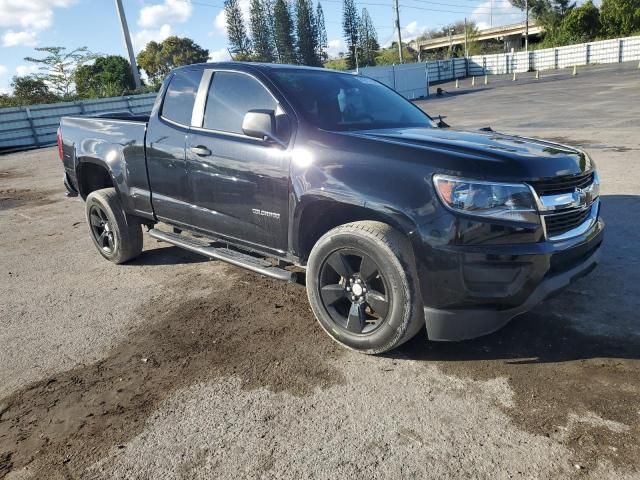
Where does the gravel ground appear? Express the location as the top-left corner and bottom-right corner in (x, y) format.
(0, 62), (639, 479)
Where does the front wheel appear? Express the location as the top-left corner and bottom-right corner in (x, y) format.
(306, 221), (424, 354)
(85, 188), (143, 264)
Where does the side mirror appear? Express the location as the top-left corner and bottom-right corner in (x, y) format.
(242, 109), (286, 147)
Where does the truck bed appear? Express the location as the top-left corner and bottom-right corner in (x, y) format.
(59, 113), (153, 220)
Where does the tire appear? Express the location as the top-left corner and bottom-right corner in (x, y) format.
(85, 188), (143, 264)
(306, 221), (424, 354)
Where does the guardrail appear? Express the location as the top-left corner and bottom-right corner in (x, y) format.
(0, 93), (156, 151)
(1, 35), (638, 152)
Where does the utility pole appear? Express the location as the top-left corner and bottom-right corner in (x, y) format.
(464, 18), (469, 77)
(464, 18), (468, 58)
(114, 0), (142, 89)
(525, 0), (529, 51)
(490, 0), (493, 28)
(448, 27), (453, 58)
(394, 0), (404, 63)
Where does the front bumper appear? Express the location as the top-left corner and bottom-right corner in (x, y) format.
(410, 214), (604, 341)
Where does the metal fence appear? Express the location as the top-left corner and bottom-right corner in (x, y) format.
(358, 63), (429, 99)
(0, 93), (156, 151)
(430, 35), (640, 81)
(1, 35), (639, 152)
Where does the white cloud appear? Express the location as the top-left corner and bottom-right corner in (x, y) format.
(2, 30), (38, 47)
(327, 39), (345, 59)
(208, 47), (231, 62)
(134, 23), (173, 51)
(213, 0), (250, 36)
(138, 0), (192, 29)
(16, 64), (39, 76)
(471, 0), (524, 30)
(0, 86), (9, 95)
(401, 21), (428, 43)
(0, 0), (76, 31)
(381, 21), (429, 47)
(0, 65), (7, 76)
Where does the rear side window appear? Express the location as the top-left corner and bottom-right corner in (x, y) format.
(203, 72), (277, 134)
(162, 70), (202, 126)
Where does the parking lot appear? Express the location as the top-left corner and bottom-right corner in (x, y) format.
(1, 63), (639, 479)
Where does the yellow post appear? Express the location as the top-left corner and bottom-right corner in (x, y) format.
(512, 71), (517, 81)
(484, 75), (488, 85)
(535, 70), (539, 79)
(455, 79), (459, 88)
(572, 65), (577, 76)
(471, 76), (475, 86)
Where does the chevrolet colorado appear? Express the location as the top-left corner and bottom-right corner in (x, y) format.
(58, 63), (603, 353)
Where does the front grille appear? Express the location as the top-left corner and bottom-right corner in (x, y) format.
(544, 207), (591, 237)
(530, 171), (594, 196)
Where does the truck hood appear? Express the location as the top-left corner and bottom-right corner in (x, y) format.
(345, 127), (593, 180)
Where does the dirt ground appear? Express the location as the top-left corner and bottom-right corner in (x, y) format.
(0, 63), (639, 479)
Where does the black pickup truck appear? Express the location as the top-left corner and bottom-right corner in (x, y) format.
(59, 62), (603, 353)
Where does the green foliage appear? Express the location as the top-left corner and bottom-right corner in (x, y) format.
(296, 0), (320, 66)
(342, 0), (360, 69)
(24, 46), (97, 97)
(562, 0), (601, 41)
(600, 0), (640, 37)
(250, 0), (275, 61)
(316, 3), (328, 62)
(75, 55), (136, 98)
(137, 36), (209, 84)
(224, 0), (252, 60)
(324, 57), (348, 70)
(375, 45), (417, 66)
(358, 8), (379, 66)
(273, 0), (297, 64)
(8, 76), (58, 105)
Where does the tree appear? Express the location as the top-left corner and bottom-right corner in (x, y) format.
(137, 36), (209, 85)
(24, 46), (97, 97)
(75, 55), (136, 98)
(224, 0), (252, 60)
(296, 0), (320, 66)
(375, 45), (417, 65)
(510, 0), (575, 36)
(600, 0), (640, 37)
(358, 8), (379, 66)
(561, 0), (601, 42)
(250, 0), (275, 61)
(342, 0), (360, 69)
(316, 3), (328, 62)
(273, 0), (297, 64)
(10, 76), (58, 105)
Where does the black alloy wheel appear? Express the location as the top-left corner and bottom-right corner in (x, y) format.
(89, 204), (117, 255)
(319, 248), (391, 335)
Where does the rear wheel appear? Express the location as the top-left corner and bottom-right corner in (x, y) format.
(85, 188), (143, 264)
(306, 221), (424, 354)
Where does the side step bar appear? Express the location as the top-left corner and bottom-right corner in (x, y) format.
(149, 228), (295, 282)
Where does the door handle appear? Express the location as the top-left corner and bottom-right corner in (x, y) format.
(191, 146), (212, 157)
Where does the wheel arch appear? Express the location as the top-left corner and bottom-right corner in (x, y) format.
(75, 159), (119, 200)
(292, 196), (418, 261)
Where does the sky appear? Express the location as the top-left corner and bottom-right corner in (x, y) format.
(0, 0), (527, 93)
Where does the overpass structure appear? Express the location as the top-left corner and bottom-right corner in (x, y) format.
(411, 22), (543, 54)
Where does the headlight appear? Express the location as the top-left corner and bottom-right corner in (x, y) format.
(433, 174), (539, 223)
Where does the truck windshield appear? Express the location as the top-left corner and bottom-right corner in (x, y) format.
(271, 69), (435, 132)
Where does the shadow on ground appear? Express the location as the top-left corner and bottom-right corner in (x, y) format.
(128, 245), (210, 267)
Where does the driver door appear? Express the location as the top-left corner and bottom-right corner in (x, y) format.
(185, 70), (291, 252)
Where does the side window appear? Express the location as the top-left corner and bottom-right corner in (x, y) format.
(162, 70), (202, 126)
(203, 72), (277, 134)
